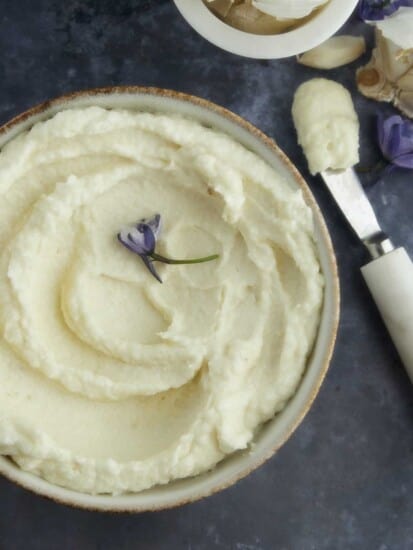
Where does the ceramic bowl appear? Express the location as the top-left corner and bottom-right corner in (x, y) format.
(0, 87), (339, 511)
(173, 0), (359, 59)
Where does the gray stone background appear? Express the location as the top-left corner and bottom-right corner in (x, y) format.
(0, 1), (412, 549)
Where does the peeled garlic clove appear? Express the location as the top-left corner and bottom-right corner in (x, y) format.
(297, 36), (366, 70)
(395, 90), (413, 119)
(252, 0), (328, 20)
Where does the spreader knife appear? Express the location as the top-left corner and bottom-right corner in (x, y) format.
(321, 168), (413, 381)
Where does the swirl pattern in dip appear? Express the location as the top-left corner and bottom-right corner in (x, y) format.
(0, 107), (323, 494)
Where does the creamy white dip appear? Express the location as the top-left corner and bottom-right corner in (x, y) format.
(0, 107), (323, 494)
(292, 78), (360, 175)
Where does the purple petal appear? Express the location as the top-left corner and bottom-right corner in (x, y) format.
(117, 214), (164, 282)
(118, 214), (161, 256)
(379, 115), (403, 147)
(141, 255), (163, 283)
(377, 115), (413, 164)
(392, 153), (413, 169)
(399, 122), (413, 155)
(117, 225), (154, 255)
(134, 223), (156, 253)
(117, 231), (145, 255)
(144, 214), (162, 239)
(358, 0), (404, 21)
(386, 123), (402, 160)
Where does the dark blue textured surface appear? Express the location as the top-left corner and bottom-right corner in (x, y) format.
(0, 2), (413, 548)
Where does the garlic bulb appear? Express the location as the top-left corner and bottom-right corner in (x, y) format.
(357, 8), (413, 119)
(252, 0), (328, 20)
(298, 36), (366, 70)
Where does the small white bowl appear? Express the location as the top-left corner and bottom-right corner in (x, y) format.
(173, 0), (359, 59)
(0, 87), (339, 511)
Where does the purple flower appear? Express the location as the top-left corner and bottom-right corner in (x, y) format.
(117, 214), (219, 283)
(377, 114), (413, 170)
(358, 0), (413, 20)
(118, 214), (163, 282)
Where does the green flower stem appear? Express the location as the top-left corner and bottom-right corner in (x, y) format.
(150, 252), (219, 265)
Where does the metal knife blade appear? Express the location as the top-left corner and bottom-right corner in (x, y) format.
(321, 168), (394, 258)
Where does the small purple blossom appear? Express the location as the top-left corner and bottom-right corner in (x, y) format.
(377, 114), (413, 170)
(118, 214), (161, 255)
(118, 214), (163, 282)
(117, 214), (219, 283)
(358, 0), (413, 21)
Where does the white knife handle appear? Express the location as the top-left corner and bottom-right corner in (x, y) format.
(361, 247), (413, 382)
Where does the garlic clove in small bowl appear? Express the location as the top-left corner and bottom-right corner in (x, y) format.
(173, 0), (359, 59)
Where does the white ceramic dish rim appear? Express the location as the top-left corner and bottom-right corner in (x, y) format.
(173, 0), (359, 59)
(0, 87), (340, 512)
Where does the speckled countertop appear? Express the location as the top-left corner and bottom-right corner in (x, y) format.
(0, 1), (412, 549)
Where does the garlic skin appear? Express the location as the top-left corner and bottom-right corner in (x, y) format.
(374, 7), (413, 52)
(252, 0), (328, 20)
(357, 8), (413, 119)
(292, 79), (360, 175)
(205, 0), (236, 18)
(204, 0), (318, 35)
(222, 1), (295, 34)
(298, 36), (366, 70)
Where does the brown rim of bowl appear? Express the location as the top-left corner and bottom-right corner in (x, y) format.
(0, 86), (340, 512)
